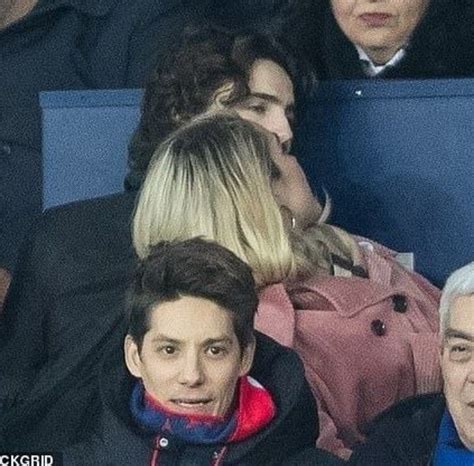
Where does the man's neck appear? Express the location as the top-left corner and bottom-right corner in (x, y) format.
(363, 45), (402, 66)
(0, 0), (38, 30)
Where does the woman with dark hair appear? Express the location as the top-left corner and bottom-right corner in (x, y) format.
(207, 0), (474, 79)
(279, 0), (473, 79)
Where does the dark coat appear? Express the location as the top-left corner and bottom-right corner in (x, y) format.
(349, 394), (445, 466)
(286, 0), (474, 80)
(0, 192), (136, 448)
(62, 333), (322, 466)
(0, 0), (202, 271)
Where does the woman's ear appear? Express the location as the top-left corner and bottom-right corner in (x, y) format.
(124, 335), (143, 379)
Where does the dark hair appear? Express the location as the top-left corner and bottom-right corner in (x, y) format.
(125, 25), (303, 190)
(126, 237), (258, 352)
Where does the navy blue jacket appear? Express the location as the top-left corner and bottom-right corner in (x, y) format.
(0, 0), (201, 271)
(350, 394), (445, 465)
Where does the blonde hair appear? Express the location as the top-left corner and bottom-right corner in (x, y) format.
(133, 112), (359, 286)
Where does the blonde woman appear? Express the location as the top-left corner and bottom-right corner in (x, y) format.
(133, 112), (441, 459)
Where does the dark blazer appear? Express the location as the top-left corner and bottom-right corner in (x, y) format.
(349, 394), (445, 466)
(0, 192), (136, 448)
(0, 0), (203, 271)
(63, 333), (326, 465)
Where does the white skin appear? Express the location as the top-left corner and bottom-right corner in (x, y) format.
(440, 294), (474, 451)
(232, 59), (322, 229)
(330, 0), (430, 64)
(125, 295), (255, 418)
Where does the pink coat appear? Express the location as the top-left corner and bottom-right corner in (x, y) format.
(255, 239), (441, 458)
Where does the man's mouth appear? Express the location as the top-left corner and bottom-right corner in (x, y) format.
(171, 398), (213, 409)
(359, 13), (392, 27)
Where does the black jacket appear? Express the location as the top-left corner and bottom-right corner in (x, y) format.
(0, 192), (136, 448)
(0, 0), (202, 271)
(277, 0), (474, 80)
(349, 394), (445, 466)
(62, 333), (319, 466)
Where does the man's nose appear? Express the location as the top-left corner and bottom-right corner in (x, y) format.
(273, 113), (293, 151)
(467, 360), (474, 383)
(178, 352), (205, 387)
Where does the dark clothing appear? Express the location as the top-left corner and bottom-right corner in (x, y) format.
(0, 0), (201, 271)
(349, 394), (445, 466)
(211, 0), (474, 80)
(62, 333), (320, 465)
(284, 0), (474, 80)
(0, 192), (136, 448)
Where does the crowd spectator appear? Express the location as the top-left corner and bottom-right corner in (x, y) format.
(350, 261), (474, 464)
(0, 0), (203, 306)
(62, 238), (342, 465)
(282, 0), (474, 79)
(133, 111), (441, 458)
(205, 0), (474, 79)
(0, 27), (314, 451)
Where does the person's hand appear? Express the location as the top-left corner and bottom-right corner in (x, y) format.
(0, 267), (12, 313)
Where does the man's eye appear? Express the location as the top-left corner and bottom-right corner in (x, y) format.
(449, 344), (471, 361)
(160, 346), (176, 355)
(207, 346), (227, 357)
(248, 103), (267, 114)
(452, 345), (467, 352)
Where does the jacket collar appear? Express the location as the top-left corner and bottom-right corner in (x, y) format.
(362, 394), (445, 464)
(285, 242), (396, 318)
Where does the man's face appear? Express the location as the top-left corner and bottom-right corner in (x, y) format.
(125, 295), (254, 417)
(441, 294), (474, 450)
(234, 59), (295, 153)
(330, 0), (430, 64)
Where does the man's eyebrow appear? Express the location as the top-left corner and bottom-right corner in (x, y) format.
(149, 335), (234, 345)
(444, 328), (474, 342)
(249, 92), (295, 110)
(151, 334), (181, 344)
(202, 337), (234, 346)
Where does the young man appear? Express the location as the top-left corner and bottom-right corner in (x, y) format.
(62, 238), (325, 464)
(350, 261), (474, 464)
(0, 26), (318, 451)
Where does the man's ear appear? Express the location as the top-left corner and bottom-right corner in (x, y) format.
(210, 81), (235, 110)
(124, 335), (143, 379)
(239, 336), (256, 376)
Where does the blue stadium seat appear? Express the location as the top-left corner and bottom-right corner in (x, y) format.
(40, 89), (142, 209)
(297, 78), (474, 286)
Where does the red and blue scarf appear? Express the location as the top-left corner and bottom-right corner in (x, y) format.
(130, 376), (276, 446)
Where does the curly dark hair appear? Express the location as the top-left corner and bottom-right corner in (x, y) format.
(125, 25), (305, 190)
(127, 237), (258, 352)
